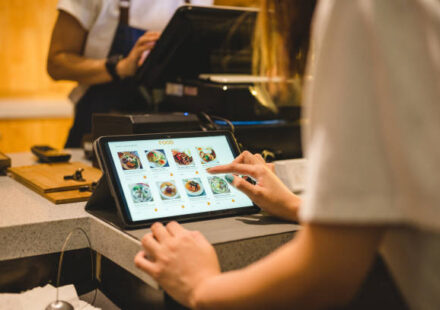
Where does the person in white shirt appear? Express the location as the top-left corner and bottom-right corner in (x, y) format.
(134, 0), (440, 309)
(47, 0), (213, 147)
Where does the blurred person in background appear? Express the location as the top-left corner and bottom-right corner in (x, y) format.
(47, 0), (213, 148)
(134, 0), (440, 309)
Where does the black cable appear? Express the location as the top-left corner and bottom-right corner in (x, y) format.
(198, 112), (218, 131)
(208, 115), (236, 133)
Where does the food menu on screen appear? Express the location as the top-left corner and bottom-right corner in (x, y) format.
(108, 135), (253, 222)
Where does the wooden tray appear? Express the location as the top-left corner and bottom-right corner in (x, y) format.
(9, 162), (102, 204)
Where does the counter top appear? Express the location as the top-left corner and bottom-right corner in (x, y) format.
(0, 99), (72, 119)
(0, 150), (300, 289)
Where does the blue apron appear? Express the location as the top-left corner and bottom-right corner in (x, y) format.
(65, 1), (147, 148)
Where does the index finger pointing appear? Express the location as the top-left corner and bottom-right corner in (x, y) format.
(207, 163), (258, 178)
(233, 151), (261, 165)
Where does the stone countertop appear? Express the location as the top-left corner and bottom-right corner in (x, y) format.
(0, 150), (300, 289)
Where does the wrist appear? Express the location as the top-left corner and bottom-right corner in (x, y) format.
(286, 194), (301, 221)
(189, 275), (218, 310)
(189, 286), (201, 310)
(105, 54), (123, 81)
(115, 58), (130, 79)
(189, 285), (206, 309)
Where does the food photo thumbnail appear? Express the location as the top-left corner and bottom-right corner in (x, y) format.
(118, 151), (143, 170)
(146, 149), (169, 168)
(130, 183), (153, 203)
(208, 176), (231, 195)
(197, 147), (217, 164)
(158, 181), (180, 200)
(172, 149), (194, 167)
(183, 178), (206, 197)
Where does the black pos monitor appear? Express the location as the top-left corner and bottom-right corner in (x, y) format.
(135, 5), (302, 160)
(136, 5), (258, 90)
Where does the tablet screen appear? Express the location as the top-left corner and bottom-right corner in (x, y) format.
(106, 134), (254, 223)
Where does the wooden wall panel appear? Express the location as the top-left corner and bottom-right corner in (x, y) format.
(0, 0), (74, 98)
(0, 118), (72, 153)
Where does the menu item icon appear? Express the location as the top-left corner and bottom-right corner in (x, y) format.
(197, 147), (217, 164)
(172, 149), (194, 166)
(209, 176), (230, 194)
(146, 149), (169, 168)
(183, 178), (206, 197)
(158, 181), (180, 200)
(118, 151), (143, 170)
(130, 183), (153, 203)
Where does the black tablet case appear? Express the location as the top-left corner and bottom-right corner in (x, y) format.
(85, 175), (127, 229)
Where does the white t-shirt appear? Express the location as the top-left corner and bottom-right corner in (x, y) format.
(57, 0), (213, 102)
(300, 0), (440, 309)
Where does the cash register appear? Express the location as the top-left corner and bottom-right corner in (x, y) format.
(93, 5), (303, 161)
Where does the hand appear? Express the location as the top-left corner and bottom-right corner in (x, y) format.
(208, 151), (301, 222)
(134, 221), (221, 307)
(116, 31), (160, 78)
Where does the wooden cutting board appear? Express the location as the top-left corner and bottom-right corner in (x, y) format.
(8, 162), (102, 204)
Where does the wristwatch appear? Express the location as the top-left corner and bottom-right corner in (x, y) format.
(105, 54), (123, 81)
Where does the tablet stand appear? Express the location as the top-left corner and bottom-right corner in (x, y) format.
(85, 176), (126, 229)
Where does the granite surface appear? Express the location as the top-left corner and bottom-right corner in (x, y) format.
(0, 151), (300, 289)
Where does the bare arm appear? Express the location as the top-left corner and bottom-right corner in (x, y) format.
(47, 10), (111, 84)
(47, 11), (159, 85)
(135, 222), (384, 309)
(192, 224), (384, 309)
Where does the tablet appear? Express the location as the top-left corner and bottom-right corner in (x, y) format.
(96, 131), (259, 228)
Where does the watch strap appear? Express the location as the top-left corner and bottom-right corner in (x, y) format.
(105, 54), (123, 81)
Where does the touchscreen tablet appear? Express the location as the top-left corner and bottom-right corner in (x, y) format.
(97, 131), (258, 227)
